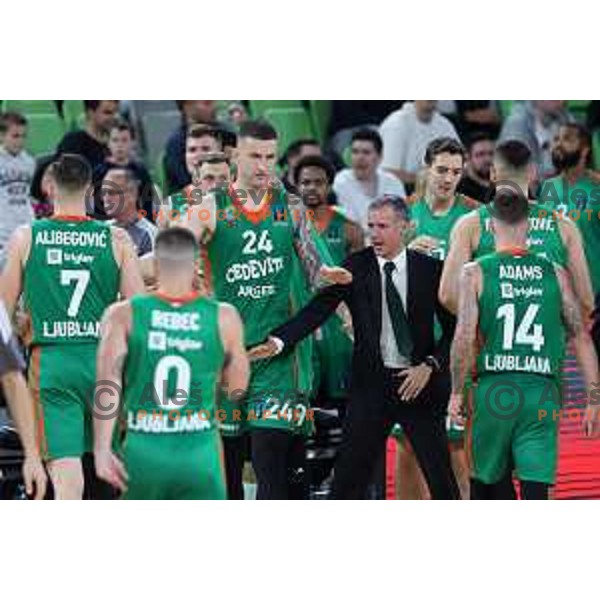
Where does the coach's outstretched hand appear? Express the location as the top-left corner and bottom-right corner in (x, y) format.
(23, 455), (47, 500)
(248, 337), (281, 362)
(95, 450), (128, 493)
(319, 265), (352, 286)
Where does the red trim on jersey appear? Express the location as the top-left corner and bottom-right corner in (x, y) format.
(496, 245), (528, 257)
(153, 290), (200, 305)
(229, 184), (272, 224)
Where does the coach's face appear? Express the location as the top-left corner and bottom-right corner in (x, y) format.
(368, 206), (409, 259)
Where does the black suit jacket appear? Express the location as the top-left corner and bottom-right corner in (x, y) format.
(272, 247), (455, 410)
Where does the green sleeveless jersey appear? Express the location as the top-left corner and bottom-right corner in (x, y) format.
(540, 175), (600, 294)
(124, 293), (225, 435)
(474, 203), (568, 266)
(317, 208), (349, 266)
(23, 218), (120, 346)
(206, 188), (296, 347)
(410, 195), (477, 260)
(476, 250), (565, 380)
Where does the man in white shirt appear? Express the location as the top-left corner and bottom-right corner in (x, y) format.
(333, 128), (406, 233)
(379, 101), (459, 190)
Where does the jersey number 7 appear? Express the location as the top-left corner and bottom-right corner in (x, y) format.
(60, 269), (91, 317)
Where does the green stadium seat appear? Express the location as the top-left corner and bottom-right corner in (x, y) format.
(3, 100), (58, 115)
(263, 107), (315, 156)
(309, 100), (331, 143)
(63, 100), (85, 130)
(26, 114), (66, 156)
(249, 100), (302, 119)
(567, 100), (591, 123)
(498, 100), (514, 119)
(593, 130), (600, 171)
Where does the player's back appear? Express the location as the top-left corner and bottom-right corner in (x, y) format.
(476, 249), (565, 381)
(23, 217), (120, 346)
(474, 203), (567, 266)
(124, 292), (225, 435)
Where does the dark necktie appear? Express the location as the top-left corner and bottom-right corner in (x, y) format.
(383, 260), (413, 360)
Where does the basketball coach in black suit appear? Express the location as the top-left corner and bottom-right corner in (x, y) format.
(249, 195), (460, 499)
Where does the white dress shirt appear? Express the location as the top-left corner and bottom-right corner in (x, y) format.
(377, 250), (410, 369)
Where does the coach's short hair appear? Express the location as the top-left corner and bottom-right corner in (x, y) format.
(155, 227), (199, 262)
(369, 194), (410, 221)
(51, 154), (92, 193)
(238, 119), (277, 141)
(424, 137), (465, 166)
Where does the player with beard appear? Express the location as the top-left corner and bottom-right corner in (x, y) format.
(541, 123), (600, 296)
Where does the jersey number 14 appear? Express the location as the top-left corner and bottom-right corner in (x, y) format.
(496, 303), (545, 352)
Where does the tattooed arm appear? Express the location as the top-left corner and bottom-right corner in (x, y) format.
(556, 266), (599, 403)
(450, 262), (481, 394)
(448, 262), (481, 423)
(93, 300), (131, 492)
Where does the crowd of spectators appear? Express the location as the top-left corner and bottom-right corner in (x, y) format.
(1, 99), (599, 268)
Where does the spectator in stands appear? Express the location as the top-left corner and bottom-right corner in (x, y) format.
(379, 101), (459, 193)
(102, 167), (157, 257)
(0, 112), (35, 270)
(94, 120), (155, 220)
(56, 100), (119, 171)
(163, 101), (218, 194)
(280, 138), (322, 191)
(456, 132), (495, 203)
(499, 101), (574, 178)
(328, 101), (405, 158)
(333, 128), (405, 233)
(454, 101), (501, 141)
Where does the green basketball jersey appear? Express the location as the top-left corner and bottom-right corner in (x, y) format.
(206, 188), (296, 347)
(474, 203), (568, 266)
(23, 217), (120, 346)
(410, 194), (477, 260)
(317, 208), (349, 266)
(476, 250), (565, 380)
(540, 175), (600, 294)
(124, 293), (225, 434)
